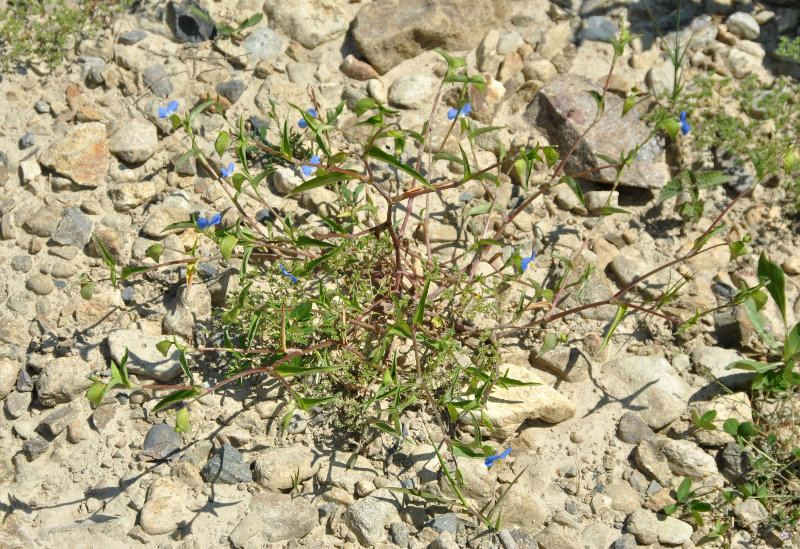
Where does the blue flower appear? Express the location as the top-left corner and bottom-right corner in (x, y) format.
(298, 108), (318, 129)
(680, 110), (690, 135)
(197, 213), (221, 230)
(158, 100), (179, 119)
(221, 162), (234, 178)
(447, 103), (472, 120)
(520, 251), (536, 272)
(485, 447), (511, 469)
(280, 263), (297, 283)
(302, 154), (320, 177)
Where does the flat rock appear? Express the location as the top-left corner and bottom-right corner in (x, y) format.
(201, 443), (252, 484)
(241, 27), (283, 65)
(617, 411), (655, 444)
(479, 362), (575, 438)
(264, 0), (348, 49)
(39, 123), (109, 188)
(52, 206), (93, 248)
(0, 359), (21, 399)
(38, 405), (78, 438)
(656, 514), (693, 545)
(108, 120), (158, 164)
(254, 443), (320, 491)
(524, 74), (669, 189)
(143, 64), (173, 98)
(352, 0), (510, 74)
(142, 423), (182, 461)
(389, 74), (439, 110)
(139, 477), (190, 535)
(659, 438), (718, 479)
(343, 489), (402, 546)
(250, 492), (317, 542)
(107, 329), (182, 381)
(599, 356), (691, 429)
(35, 357), (93, 407)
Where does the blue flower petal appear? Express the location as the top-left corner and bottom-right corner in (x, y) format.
(520, 251), (536, 272)
(221, 162), (234, 178)
(301, 164), (313, 177)
(280, 263), (298, 283)
(680, 110), (687, 123)
(461, 103), (472, 116)
(196, 217), (210, 229)
(484, 447), (511, 468)
(681, 121), (690, 136)
(167, 100), (179, 112)
(209, 213), (221, 225)
(298, 119), (308, 129)
(158, 107), (168, 119)
(307, 108), (318, 118)
(447, 108), (458, 120)
(499, 447), (512, 459)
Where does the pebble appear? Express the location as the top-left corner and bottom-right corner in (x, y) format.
(35, 356), (93, 407)
(139, 477), (190, 535)
(726, 12), (760, 40)
(343, 489), (401, 546)
(38, 405), (79, 437)
(265, 0), (349, 49)
(253, 443), (320, 491)
(389, 74), (439, 110)
(341, 54), (380, 81)
(26, 274), (54, 296)
(108, 120), (158, 164)
(201, 443), (252, 484)
(242, 27), (283, 64)
(19, 133), (35, 149)
(5, 391), (31, 418)
(656, 515), (693, 545)
(52, 206), (93, 247)
(0, 358), (19, 399)
(617, 411), (655, 444)
(34, 101), (50, 113)
(250, 492), (317, 542)
(142, 64), (173, 98)
(581, 16), (617, 42)
(215, 79), (246, 104)
(118, 30), (146, 45)
(11, 255), (32, 273)
(39, 122), (109, 187)
(23, 435), (49, 460)
(141, 423), (182, 461)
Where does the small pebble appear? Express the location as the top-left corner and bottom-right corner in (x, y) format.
(34, 101), (50, 114)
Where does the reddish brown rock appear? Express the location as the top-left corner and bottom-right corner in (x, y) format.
(341, 54), (380, 80)
(39, 123), (109, 188)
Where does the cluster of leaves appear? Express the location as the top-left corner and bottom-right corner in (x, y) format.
(674, 254), (800, 544)
(0, 0), (130, 71)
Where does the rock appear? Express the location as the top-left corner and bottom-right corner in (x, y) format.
(139, 477), (190, 535)
(690, 345), (754, 390)
(109, 180), (158, 211)
(617, 411), (655, 444)
(19, 132), (35, 149)
(733, 498), (768, 526)
(201, 443), (252, 484)
(271, 166), (303, 195)
(141, 202), (190, 237)
(142, 423), (182, 461)
(5, 391), (31, 418)
(24, 205), (60, 238)
(525, 74), (669, 189)
(254, 443), (320, 491)
(598, 356), (691, 429)
(0, 358), (20, 399)
(536, 524), (580, 549)
(496, 481), (549, 530)
(659, 439), (718, 479)
(726, 47), (762, 79)
(79, 56), (106, 86)
(215, 80), (246, 104)
(88, 226), (131, 264)
(531, 346), (592, 382)
(17, 368), (33, 392)
(720, 442), (753, 483)
(35, 356), (93, 407)
(343, 489), (401, 546)
(143, 64), (174, 98)
(229, 513), (262, 547)
(286, 62), (313, 86)
(242, 27), (283, 65)
(341, 54), (380, 80)
(38, 405), (78, 438)
(39, 123), (109, 187)
(390, 522), (410, 548)
(478, 362), (575, 438)
(316, 451), (377, 493)
(23, 436), (49, 461)
(52, 206), (93, 248)
(626, 508), (658, 545)
(584, 190), (618, 215)
(635, 440), (672, 485)
(656, 514), (693, 545)
(118, 30), (146, 45)
(389, 74), (439, 110)
(431, 531), (460, 549)
(107, 329), (182, 382)
(352, 0), (510, 74)
(108, 120), (158, 164)
(165, 1), (217, 43)
(726, 12), (759, 40)
(250, 492), (317, 542)
(162, 283), (212, 338)
(604, 480), (640, 514)
(523, 59), (558, 83)
(581, 16), (617, 42)
(91, 405), (116, 431)
(429, 512), (460, 534)
(612, 534), (638, 549)
(264, 0), (348, 49)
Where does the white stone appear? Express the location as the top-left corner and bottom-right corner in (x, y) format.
(388, 74), (439, 110)
(726, 12), (760, 40)
(139, 478), (189, 535)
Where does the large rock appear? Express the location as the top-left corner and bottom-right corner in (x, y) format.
(253, 443), (320, 491)
(201, 443), (252, 484)
(0, 359), (20, 400)
(52, 206), (93, 248)
(107, 329), (183, 381)
(477, 362), (575, 438)
(35, 357), (93, 407)
(352, 0), (510, 74)
(524, 74), (669, 189)
(39, 123), (109, 187)
(264, 0), (349, 49)
(598, 356), (691, 429)
(108, 120), (158, 164)
(249, 492), (317, 542)
(659, 438), (718, 479)
(343, 489), (402, 546)
(139, 477), (190, 535)
(166, 1), (217, 43)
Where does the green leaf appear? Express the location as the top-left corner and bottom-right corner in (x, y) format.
(657, 176), (683, 204)
(121, 266), (148, 280)
(295, 235), (334, 248)
(561, 176), (585, 209)
(660, 117), (680, 140)
(729, 241), (747, 260)
(464, 203), (497, 216)
(662, 503), (679, 515)
(156, 339), (172, 357)
(450, 442), (485, 459)
(354, 97), (378, 116)
(786, 322), (800, 360)
(367, 146), (434, 190)
(219, 234), (236, 262)
(742, 296), (778, 349)
(86, 382), (106, 407)
(271, 362), (345, 377)
(676, 477), (693, 502)
(784, 150), (798, 172)
(414, 278), (431, 326)
(146, 244), (163, 263)
(542, 146), (559, 168)
(476, 238), (504, 248)
(288, 171), (353, 196)
(296, 396), (338, 410)
(600, 206), (632, 215)
(152, 388), (202, 412)
(599, 304), (627, 353)
(588, 89), (604, 116)
(622, 94), (636, 117)
(386, 320), (412, 339)
(758, 252), (786, 324)
(725, 359), (780, 374)
(214, 131), (229, 158)
(538, 333), (558, 357)
(80, 281), (95, 301)
(695, 170), (731, 189)
(693, 224), (728, 252)
(238, 12), (263, 29)
(175, 408), (191, 433)
(178, 350), (194, 383)
(723, 418), (740, 437)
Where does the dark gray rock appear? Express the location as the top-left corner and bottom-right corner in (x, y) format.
(78, 56), (106, 87)
(143, 64), (173, 98)
(141, 423), (182, 461)
(19, 132), (35, 149)
(352, 0), (510, 74)
(201, 443), (252, 484)
(17, 368), (33, 392)
(524, 74), (670, 189)
(38, 406), (78, 438)
(10, 255), (31, 273)
(581, 16), (617, 42)
(52, 206), (93, 248)
(617, 411), (655, 444)
(215, 80), (246, 104)
(0, 151), (8, 185)
(165, 1), (217, 43)
(612, 534), (638, 549)
(118, 30), (147, 45)
(389, 522), (410, 548)
(429, 512), (460, 535)
(720, 442), (753, 483)
(23, 435), (49, 460)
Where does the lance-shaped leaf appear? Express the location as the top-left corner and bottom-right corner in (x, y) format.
(289, 171), (353, 196)
(367, 146), (434, 190)
(152, 387), (203, 413)
(599, 304), (627, 353)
